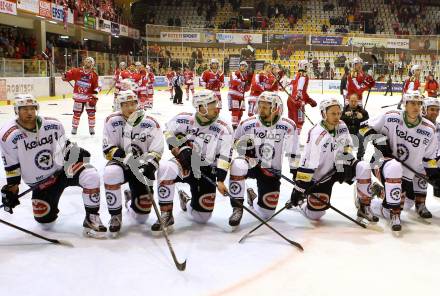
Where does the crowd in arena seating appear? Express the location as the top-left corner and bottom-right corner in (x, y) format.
(0, 27), (38, 60)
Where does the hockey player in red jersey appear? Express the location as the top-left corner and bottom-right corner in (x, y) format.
(228, 61), (252, 129)
(146, 65), (155, 107)
(397, 64), (422, 109)
(112, 62), (131, 111)
(136, 63), (150, 110)
(166, 68), (176, 100)
(62, 57), (100, 135)
(200, 59), (225, 107)
(183, 65), (195, 101)
(248, 62), (278, 116)
(346, 57), (375, 105)
(287, 60), (317, 135)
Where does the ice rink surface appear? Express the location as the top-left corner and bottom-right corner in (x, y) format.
(1, 88), (440, 296)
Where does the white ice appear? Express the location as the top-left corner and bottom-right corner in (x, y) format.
(1, 88), (440, 296)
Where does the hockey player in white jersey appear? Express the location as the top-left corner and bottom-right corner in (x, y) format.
(152, 90), (233, 232)
(360, 91), (440, 230)
(0, 94), (107, 237)
(102, 90), (164, 237)
(290, 98), (377, 224)
(422, 98), (440, 198)
(228, 91), (299, 227)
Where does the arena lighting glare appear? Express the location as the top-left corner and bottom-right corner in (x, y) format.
(49, 21), (57, 24)
(60, 36), (69, 39)
(84, 38), (89, 41)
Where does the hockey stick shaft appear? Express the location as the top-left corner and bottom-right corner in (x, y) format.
(200, 172), (304, 251)
(381, 103), (399, 109)
(239, 169), (336, 243)
(42, 52), (74, 88)
(0, 218), (72, 246)
(143, 177), (186, 271)
(274, 76), (315, 125)
(363, 88), (372, 109)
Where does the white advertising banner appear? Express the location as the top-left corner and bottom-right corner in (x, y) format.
(216, 33), (262, 44)
(17, 0), (38, 14)
(160, 32), (201, 43)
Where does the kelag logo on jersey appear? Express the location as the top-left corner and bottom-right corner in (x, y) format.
(191, 128), (213, 144)
(35, 150), (53, 171)
(395, 126), (420, 147)
(24, 134), (57, 151)
(254, 130), (282, 142)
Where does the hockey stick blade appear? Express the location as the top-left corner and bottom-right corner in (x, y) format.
(200, 172), (303, 251)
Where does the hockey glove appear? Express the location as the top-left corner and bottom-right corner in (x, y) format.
(373, 136), (393, 158)
(141, 162), (157, 181)
(427, 168), (440, 188)
(176, 146), (192, 172)
(64, 141), (91, 163)
(290, 180), (309, 207)
(1, 185), (19, 214)
(335, 152), (356, 184)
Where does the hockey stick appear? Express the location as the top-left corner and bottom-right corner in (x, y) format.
(0, 218), (73, 247)
(274, 75), (315, 125)
(381, 103), (399, 109)
(105, 83), (115, 96)
(363, 88), (372, 110)
(239, 168), (336, 243)
(42, 52), (74, 88)
(200, 172), (304, 251)
(141, 174), (186, 271)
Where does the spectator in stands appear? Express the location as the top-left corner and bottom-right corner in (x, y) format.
(340, 66), (349, 98)
(197, 49), (203, 64)
(341, 93), (369, 160)
(384, 75), (393, 96)
(272, 48), (278, 61)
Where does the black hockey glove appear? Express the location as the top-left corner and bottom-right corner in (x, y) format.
(427, 168), (440, 188)
(290, 180), (310, 207)
(176, 146), (192, 172)
(141, 162), (157, 181)
(1, 185), (19, 214)
(335, 152), (356, 184)
(373, 136), (393, 158)
(290, 168), (298, 180)
(64, 141), (91, 163)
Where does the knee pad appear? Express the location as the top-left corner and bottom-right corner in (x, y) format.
(355, 160), (371, 179)
(79, 167), (100, 189)
(196, 193), (216, 212)
(383, 159), (403, 179)
(187, 203), (212, 224)
(258, 191), (280, 211)
(158, 160), (179, 181)
(230, 158), (248, 177)
(103, 165), (125, 185)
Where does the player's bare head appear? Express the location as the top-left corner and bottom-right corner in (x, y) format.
(210, 59), (219, 70)
(84, 57), (95, 70)
(348, 93), (359, 107)
(193, 90), (219, 120)
(14, 94), (38, 125)
(320, 98), (341, 126)
(129, 62), (136, 72)
(239, 61), (248, 72)
(257, 92), (282, 122)
(423, 98), (440, 123)
(119, 62), (126, 70)
(135, 61), (143, 70)
(117, 90), (138, 118)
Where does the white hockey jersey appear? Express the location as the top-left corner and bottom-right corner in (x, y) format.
(103, 111), (164, 163)
(361, 110), (437, 179)
(165, 112), (233, 173)
(233, 116), (299, 171)
(0, 117), (67, 186)
(299, 120), (353, 181)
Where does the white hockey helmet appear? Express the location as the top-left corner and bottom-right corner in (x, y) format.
(352, 57), (363, 65)
(298, 59), (309, 71)
(402, 90), (424, 105)
(119, 61), (126, 68)
(257, 91), (283, 115)
(120, 78), (138, 91)
(411, 64), (422, 72)
(319, 98), (342, 118)
(117, 90), (138, 108)
(239, 61), (248, 68)
(84, 57), (95, 66)
(423, 97), (440, 115)
(192, 90), (219, 114)
(210, 58), (219, 65)
(13, 93), (39, 114)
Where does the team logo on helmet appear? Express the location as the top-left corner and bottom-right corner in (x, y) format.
(35, 150), (53, 171)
